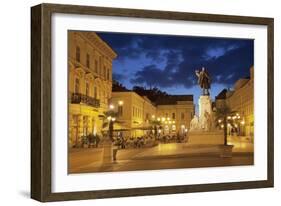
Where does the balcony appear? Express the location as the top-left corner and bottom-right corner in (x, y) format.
(71, 93), (100, 108)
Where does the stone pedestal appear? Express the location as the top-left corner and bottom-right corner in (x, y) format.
(188, 131), (224, 145)
(102, 137), (113, 164)
(198, 95), (213, 131)
(199, 95), (212, 119)
(218, 145), (234, 158)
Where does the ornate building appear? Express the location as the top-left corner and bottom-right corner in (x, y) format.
(215, 66), (254, 137)
(68, 31), (117, 147)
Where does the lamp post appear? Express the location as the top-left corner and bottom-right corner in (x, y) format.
(217, 112), (242, 145)
(102, 102), (120, 164)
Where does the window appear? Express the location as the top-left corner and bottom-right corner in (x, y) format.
(86, 53), (90, 68)
(99, 56), (102, 75)
(94, 87), (97, 99)
(73, 115), (78, 125)
(146, 113), (149, 120)
(104, 66), (106, 79)
(95, 60), (98, 73)
(118, 105), (123, 116)
(181, 112), (185, 120)
(172, 113), (176, 119)
(74, 78), (80, 93)
(76, 46), (80, 62)
(83, 116), (88, 136)
(85, 82), (89, 96)
(107, 69), (110, 80)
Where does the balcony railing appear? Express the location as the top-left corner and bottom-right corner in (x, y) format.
(71, 93), (100, 108)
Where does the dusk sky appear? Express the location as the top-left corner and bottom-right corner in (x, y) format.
(97, 32), (254, 109)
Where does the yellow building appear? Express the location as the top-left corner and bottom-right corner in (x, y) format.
(68, 31), (117, 147)
(156, 96), (194, 135)
(111, 92), (194, 137)
(110, 92), (156, 137)
(215, 66), (254, 137)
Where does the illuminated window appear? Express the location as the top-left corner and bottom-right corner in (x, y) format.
(83, 116), (88, 136)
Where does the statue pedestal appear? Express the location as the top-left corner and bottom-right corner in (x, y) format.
(198, 95), (213, 131)
(188, 131), (224, 145)
(102, 137), (113, 164)
(199, 95), (212, 119)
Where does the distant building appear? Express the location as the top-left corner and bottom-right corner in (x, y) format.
(111, 92), (194, 137)
(110, 92), (156, 137)
(68, 31), (117, 147)
(156, 95), (194, 135)
(215, 66), (254, 137)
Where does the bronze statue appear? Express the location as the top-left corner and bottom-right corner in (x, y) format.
(195, 67), (211, 96)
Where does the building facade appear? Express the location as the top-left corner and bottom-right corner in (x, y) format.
(215, 66), (254, 137)
(110, 92), (156, 137)
(156, 97), (194, 135)
(68, 31), (117, 147)
(111, 92), (194, 137)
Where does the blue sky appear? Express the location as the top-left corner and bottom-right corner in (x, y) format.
(97, 32), (254, 112)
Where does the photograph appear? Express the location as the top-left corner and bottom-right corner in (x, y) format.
(67, 31), (254, 174)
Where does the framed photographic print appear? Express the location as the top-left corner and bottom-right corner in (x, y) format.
(31, 3), (274, 202)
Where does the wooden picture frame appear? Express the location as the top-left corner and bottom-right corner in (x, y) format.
(31, 3), (274, 202)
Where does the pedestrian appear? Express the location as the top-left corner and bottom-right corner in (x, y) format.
(112, 137), (120, 161)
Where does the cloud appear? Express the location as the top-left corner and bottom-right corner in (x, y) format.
(97, 32), (253, 89)
(112, 73), (126, 81)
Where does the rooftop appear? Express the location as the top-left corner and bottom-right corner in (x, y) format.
(215, 89), (228, 100)
(155, 95), (193, 105)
